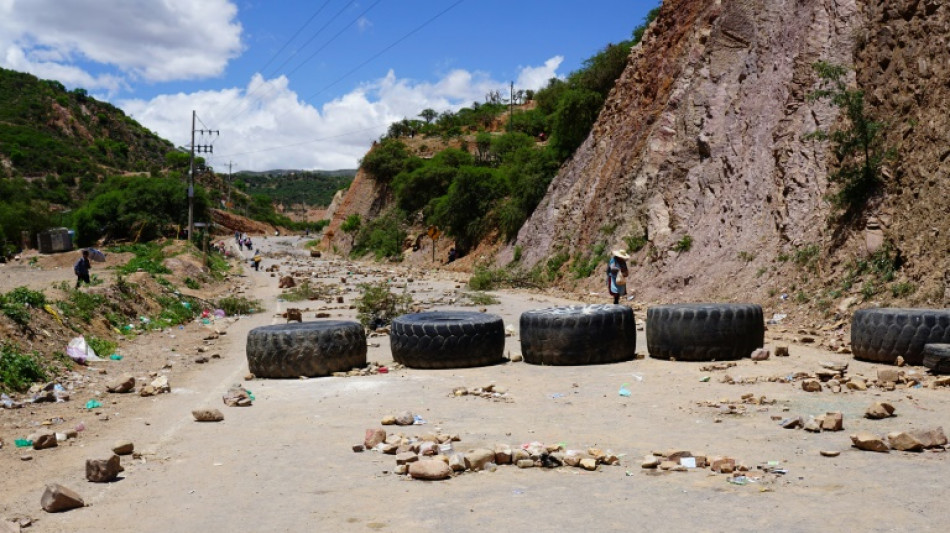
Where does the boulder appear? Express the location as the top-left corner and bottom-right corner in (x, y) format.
(112, 440), (134, 456)
(394, 411), (415, 426)
(850, 432), (889, 452)
(192, 408), (224, 422)
(887, 432), (925, 452)
(40, 484), (84, 513)
(464, 448), (495, 471)
(910, 427), (948, 448)
(802, 379), (822, 392)
(750, 349), (770, 361)
(865, 402), (896, 419)
(641, 455), (660, 469)
(408, 460), (452, 480)
(32, 433), (57, 450)
(86, 454), (124, 482)
(821, 412), (844, 431)
(775, 345), (790, 357)
(364, 428), (387, 449)
(106, 375), (136, 393)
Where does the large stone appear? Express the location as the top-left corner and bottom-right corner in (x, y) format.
(821, 412), (844, 431)
(364, 428), (387, 449)
(910, 427), (948, 448)
(774, 346), (790, 357)
(32, 433), (57, 450)
(106, 375), (136, 393)
(851, 432), (889, 452)
(493, 444), (512, 465)
(464, 448), (495, 471)
(711, 457), (736, 473)
(192, 408), (224, 422)
(877, 369), (901, 384)
(887, 432), (925, 452)
(802, 379), (822, 392)
(865, 402), (895, 419)
(395, 452), (418, 465)
(408, 460), (452, 480)
(394, 411), (414, 426)
(750, 349), (770, 361)
(86, 454), (124, 482)
(222, 386), (252, 407)
(448, 454), (466, 472)
(579, 458), (598, 471)
(641, 455), (660, 469)
(40, 484), (84, 513)
(112, 440), (134, 456)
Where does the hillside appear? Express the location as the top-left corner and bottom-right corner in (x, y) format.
(0, 67), (174, 179)
(235, 169), (355, 214)
(510, 0), (949, 313)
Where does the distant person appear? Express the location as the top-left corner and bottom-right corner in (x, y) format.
(252, 253), (262, 271)
(447, 247), (457, 263)
(607, 249), (630, 305)
(74, 249), (92, 289)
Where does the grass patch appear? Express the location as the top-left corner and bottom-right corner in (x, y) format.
(672, 235), (693, 253)
(282, 281), (332, 302)
(216, 296), (261, 316)
(86, 336), (118, 358)
(0, 342), (47, 392)
(462, 291), (500, 306)
(112, 242), (172, 275)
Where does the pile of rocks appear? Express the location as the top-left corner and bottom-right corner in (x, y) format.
(355, 428), (620, 480)
(331, 361), (402, 378)
(450, 384), (511, 402)
(105, 373), (170, 397)
(721, 365), (948, 391)
(222, 385), (253, 407)
(851, 427), (947, 452)
(777, 411), (844, 432)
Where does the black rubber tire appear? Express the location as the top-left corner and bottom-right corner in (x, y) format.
(647, 303), (764, 361)
(390, 311), (505, 369)
(246, 321), (366, 378)
(519, 305), (636, 365)
(923, 344), (950, 374)
(851, 308), (950, 365)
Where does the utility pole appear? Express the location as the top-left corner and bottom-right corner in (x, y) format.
(226, 161), (233, 207)
(187, 110), (218, 242)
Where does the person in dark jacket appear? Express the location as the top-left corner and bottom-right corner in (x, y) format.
(74, 249), (91, 288)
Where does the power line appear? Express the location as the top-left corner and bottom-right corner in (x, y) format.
(213, 124), (385, 159)
(302, 0), (464, 101)
(258, 0), (334, 75)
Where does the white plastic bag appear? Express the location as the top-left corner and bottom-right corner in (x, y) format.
(66, 336), (102, 364)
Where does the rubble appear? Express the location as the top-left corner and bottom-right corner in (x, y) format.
(222, 385), (253, 407)
(86, 454), (124, 482)
(449, 384), (512, 402)
(865, 402), (896, 420)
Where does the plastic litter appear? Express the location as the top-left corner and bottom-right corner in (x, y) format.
(630, 373), (644, 382)
(618, 384), (631, 397)
(214, 309), (226, 319)
(66, 336), (102, 364)
(85, 399), (102, 409)
(699, 376), (711, 382)
(201, 319), (211, 325)
(110, 354), (123, 360)
(15, 439), (32, 448)
(75, 422), (85, 432)
(680, 457), (697, 468)
(378, 366), (389, 374)
(246, 390), (256, 401)
(549, 393), (566, 399)
(727, 476), (749, 485)
(412, 414), (427, 425)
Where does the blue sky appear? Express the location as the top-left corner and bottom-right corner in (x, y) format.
(0, 0), (660, 170)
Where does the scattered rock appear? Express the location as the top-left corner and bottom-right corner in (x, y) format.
(32, 433), (57, 450)
(877, 368), (901, 384)
(516, 459), (535, 468)
(394, 411), (415, 426)
(887, 432), (925, 452)
(775, 345), (790, 357)
(509, 352), (524, 362)
(781, 417), (804, 430)
(579, 457), (598, 471)
(86, 454), (124, 482)
(139, 385), (156, 397)
(865, 402), (896, 420)
(820, 450), (840, 457)
(464, 448), (495, 471)
(896, 356), (905, 367)
(395, 452), (419, 465)
(847, 378), (867, 391)
(910, 427), (948, 448)
(112, 440), (134, 456)
(711, 457), (736, 473)
(751, 348), (770, 361)
(819, 361), (848, 373)
(804, 418), (821, 432)
(850, 432), (889, 452)
(641, 455), (660, 469)
(409, 460), (452, 480)
(106, 375), (135, 393)
(380, 415), (397, 425)
(821, 412), (844, 431)
(192, 408), (224, 422)
(802, 379), (822, 392)
(364, 428), (387, 449)
(449, 454), (466, 471)
(222, 386), (252, 407)
(150, 375), (170, 393)
(40, 484), (85, 513)
(352, 444), (365, 453)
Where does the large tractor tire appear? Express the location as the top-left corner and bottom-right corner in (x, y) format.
(246, 321), (366, 378)
(852, 308), (950, 365)
(519, 305), (636, 365)
(390, 311), (505, 369)
(923, 344), (950, 374)
(647, 303), (764, 361)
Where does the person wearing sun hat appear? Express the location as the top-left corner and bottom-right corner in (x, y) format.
(607, 248), (630, 304)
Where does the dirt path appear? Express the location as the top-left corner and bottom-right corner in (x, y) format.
(2, 238), (948, 532)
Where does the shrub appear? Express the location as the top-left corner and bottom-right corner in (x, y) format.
(4, 287), (46, 308)
(216, 296), (261, 316)
(462, 291), (500, 306)
(0, 343), (47, 392)
(355, 282), (413, 329)
(672, 235), (693, 253)
(341, 214), (361, 234)
(624, 235), (648, 253)
(86, 336), (117, 358)
(184, 277), (200, 290)
(282, 281), (331, 302)
(352, 210), (407, 261)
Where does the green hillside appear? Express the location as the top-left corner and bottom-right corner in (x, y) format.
(0, 67), (174, 180)
(235, 170), (355, 208)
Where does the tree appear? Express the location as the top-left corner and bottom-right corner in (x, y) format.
(549, 88), (604, 159)
(360, 138), (410, 183)
(419, 108), (437, 124)
(432, 166), (506, 253)
(806, 61), (895, 215)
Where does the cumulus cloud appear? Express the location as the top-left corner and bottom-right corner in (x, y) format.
(0, 0), (242, 90)
(119, 58), (564, 171)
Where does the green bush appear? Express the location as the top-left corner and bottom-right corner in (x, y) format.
(0, 343), (47, 392)
(341, 214), (361, 234)
(672, 235), (693, 253)
(1, 300), (31, 325)
(282, 281), (331, 302)
(352, 210), (407, 261)
(216, 296), (261, 316)
(624, 235), (648, 253)
(86, 336), (117, 358)
(355, 282), (412, 329)
(360, 138), (410, 182)
(113, 242), (172, 275)
(184, 277), (200, 290)
(4, 286), (46, 307)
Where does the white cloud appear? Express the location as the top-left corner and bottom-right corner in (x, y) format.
(0, 0), (242, 90)
(119, 58), (565, 171)
(357, 17), (373, 32)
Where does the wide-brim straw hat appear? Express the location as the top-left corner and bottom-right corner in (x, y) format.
(612, 249), (631, 260)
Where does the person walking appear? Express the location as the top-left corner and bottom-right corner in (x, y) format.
(607, 249), (630, 305)
(252, 252), (262, 271)
(74, 249), (92, 289)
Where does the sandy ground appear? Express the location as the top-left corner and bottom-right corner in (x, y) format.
(1, 237), (948, 532)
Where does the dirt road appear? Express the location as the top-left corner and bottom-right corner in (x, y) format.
(2, 237), (948, 532)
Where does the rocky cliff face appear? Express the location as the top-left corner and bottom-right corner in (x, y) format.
(511, 0), (884, 303)
(320, 163), (391, 253)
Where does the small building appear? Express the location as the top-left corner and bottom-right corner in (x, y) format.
(37, 228), (73, 254)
